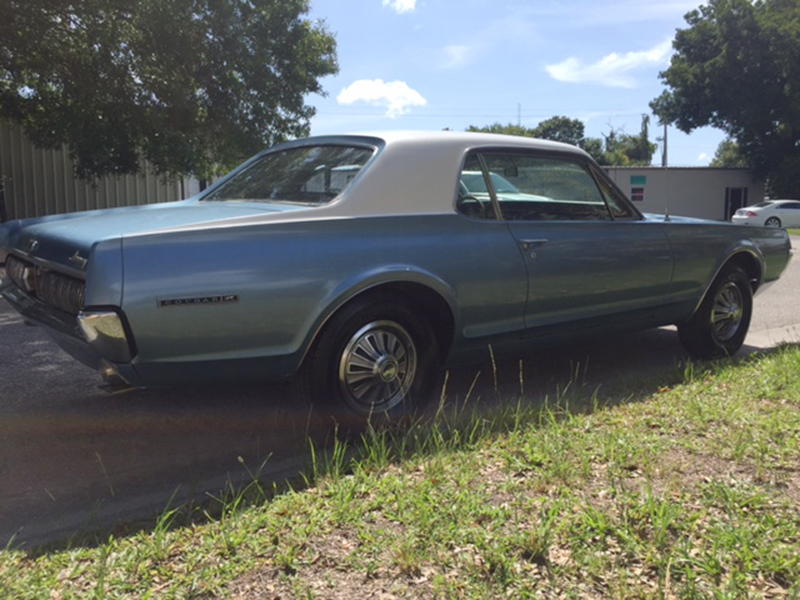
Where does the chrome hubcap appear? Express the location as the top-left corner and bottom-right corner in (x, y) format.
(339, 320), (417, 414)
(710, 282), (744, 342)
(377, 357), (400, 382)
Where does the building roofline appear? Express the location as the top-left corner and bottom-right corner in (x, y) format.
(603, 165), (753, 172)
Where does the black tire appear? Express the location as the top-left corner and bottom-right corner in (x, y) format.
(678, 266), (753, 359)
(765, 216), (782, 228)
(298, 294), (440, 422)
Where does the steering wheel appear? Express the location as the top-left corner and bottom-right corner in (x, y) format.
(457, 193), (491, 219)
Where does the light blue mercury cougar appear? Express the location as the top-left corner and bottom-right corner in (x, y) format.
(0, 132), (793, 419)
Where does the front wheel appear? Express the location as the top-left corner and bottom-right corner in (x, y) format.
(678, 266), (753, 359)
(299, 296), (439, 422)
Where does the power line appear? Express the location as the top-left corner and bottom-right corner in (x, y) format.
(313, 108), (651, 119)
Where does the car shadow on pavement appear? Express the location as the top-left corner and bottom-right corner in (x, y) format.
(4, 328), (794, 553)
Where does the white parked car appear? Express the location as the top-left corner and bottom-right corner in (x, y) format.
(732, 200), (800, 228)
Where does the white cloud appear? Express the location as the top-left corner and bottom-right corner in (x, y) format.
(545, 39), (672, 88)
(442, 45), (471, 69)
(382, 0), (416, 14)
(337, 79), (427, 118)
(698, 153), (710, 164)
(442, 13), (542, 68)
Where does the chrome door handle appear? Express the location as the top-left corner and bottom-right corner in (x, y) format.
(519, 239), (548, 258)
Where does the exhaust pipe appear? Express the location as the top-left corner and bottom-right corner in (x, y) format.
(98, 360), (137, 395)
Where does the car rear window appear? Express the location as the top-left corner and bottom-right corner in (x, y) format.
(202, 145), (374, 205)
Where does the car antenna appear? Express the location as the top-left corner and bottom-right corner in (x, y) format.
(664, 205), (671, 222)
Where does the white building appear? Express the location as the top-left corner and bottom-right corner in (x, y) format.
(604, 166), (765, 222)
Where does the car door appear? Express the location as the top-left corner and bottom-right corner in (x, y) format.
(781, 201), (800, 227)
(462, 151), (674, 331)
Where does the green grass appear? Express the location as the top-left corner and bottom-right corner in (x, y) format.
(3, 346), (800, 598)
(787, 228), (800, 236)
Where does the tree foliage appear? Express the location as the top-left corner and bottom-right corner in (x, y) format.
(467, 116), (585, 146)
(530, 116), (586, 146)
(467, 115), (657, 166)
(651, 0), (800, 195)
(466, 122), (539, 138)
(709, 138), (750, 168)
(0, 0), (338, 179)
(599, 116), (658, 166)
(767, 155), (800, 198)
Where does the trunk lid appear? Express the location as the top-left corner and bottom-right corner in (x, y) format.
(1, 200), (299, 273)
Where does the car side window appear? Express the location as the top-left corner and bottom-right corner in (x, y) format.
(456, 154), (497, 220)
(477, 153), (613, 221)
(591, 167), (640, 220)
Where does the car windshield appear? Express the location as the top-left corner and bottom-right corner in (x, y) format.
(202, 144), (374, 205)
(753, 202), (774, 208)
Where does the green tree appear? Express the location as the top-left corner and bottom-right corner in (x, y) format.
(651, 0), (800, 193)
(599, 118), (658, 166)
(0, 0), (338, 179)
(467, 116), (585, 145)
(466, 116), (656, 166)
(709, 138), (750, 168)
(579, 137), (606, 164)
(532, 116), (585, 146)
(467, 117), (601, 159)
(466, 122), (540, 137)
(767, 155), (800, 198)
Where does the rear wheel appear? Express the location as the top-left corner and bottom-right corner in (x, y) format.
(299, 295), (439, 422)
(765, 216), (781, 228)
(678, 266), (752, 359)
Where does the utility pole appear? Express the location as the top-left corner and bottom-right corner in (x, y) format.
(517, 103), (521, 127)
(662, 122), (668, 168)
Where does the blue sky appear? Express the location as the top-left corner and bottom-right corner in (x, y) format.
(305, 0), (725, 167)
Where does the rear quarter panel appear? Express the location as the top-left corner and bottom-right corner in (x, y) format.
(118, 215), (527, 382)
